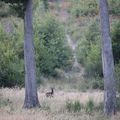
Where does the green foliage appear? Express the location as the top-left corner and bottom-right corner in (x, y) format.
(0, 2), (10, 18)
(112, 21), (120, 64)
(85, 42), (102, 77)
(108, 0), (120, 15)
(85, 99), (94, 113)
(0, 18), (24, 87)
(78, 77), (104, 91)
(41, 0), (49, 11)
(68, 0), (120, 17)
(115, 61), (120, 92)
(77, 20), (102, 77)
(1, 0), (24, 18)
(112, 21), (120, 92)
(89, 78), (104, 90)
(116, 97), (120, 111)
(35, 13), (72, 76)
(66, 99), (105, 113)
(1, 0), (24, 3)
(73, 101), (82, 112)
(69, 0), (98, 17)
(0, 8), (73, 87)
(66, 100), (82, 112)
(85, 21), (102, 77)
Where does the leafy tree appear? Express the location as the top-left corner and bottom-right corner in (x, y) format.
(35, 14), (73, 76)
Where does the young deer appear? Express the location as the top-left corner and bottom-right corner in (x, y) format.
(46, 88), (54, 97)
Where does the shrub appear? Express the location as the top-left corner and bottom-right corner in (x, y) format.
(41, 0), (49, 11)
(112, 21), (120, 92)
(0, 2), (10, 18)
(0, 18), (24, 87)
(69, 0), (98, 17)
(112, 21), (120, 64)
(89, 78), (104, 90)
(85, 42), (102, 77)
(73, 101), (82, 112)
(116, 97), (120, 111)
(66, 100), (72, 112)
(77, 20), (102, 78)
(34, 13), (73, 76)
(69, 0), (120, 17)
(66, 100), (82, 112)
(85, 99), (94, 113)
(108, 0), (120, 15)
(115, 61), (120, 92)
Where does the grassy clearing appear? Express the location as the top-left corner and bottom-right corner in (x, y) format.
(0, 88), (120, 120)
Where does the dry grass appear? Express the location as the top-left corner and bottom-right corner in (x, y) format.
(0, 88), (120, 120)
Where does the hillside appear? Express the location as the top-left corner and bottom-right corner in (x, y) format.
(0, 0), (120, 120)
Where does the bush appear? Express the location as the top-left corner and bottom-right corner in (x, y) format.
(115, 61), (120, 92)
(0, 18), (24, 87)
(85, 99), (94, 113)
(69, 0), (120, 17)
(88, 77), (104, 90)
(116, 97), (120, 111)
(34, 13), (73, 76)
(108, 0), (120, 15)
(69, 0), (98, 17)
(85, 42), (102, 77)
(0, 2), (10, 18)
(42, 0), (49, 10)
(66, 100), (82, 112)
(112, 21), (120, 64)
(112, 21), (120, 92)
(77, 20), (102, 78)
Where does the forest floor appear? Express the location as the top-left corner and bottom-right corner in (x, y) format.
(0, 88), (120, 120)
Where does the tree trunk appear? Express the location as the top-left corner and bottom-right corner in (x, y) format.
(99, 0), (116, 116)
(23, 0), (40, 108)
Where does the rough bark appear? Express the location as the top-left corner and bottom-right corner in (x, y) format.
(99, 0), (116, 116)
(23, 0), (40, 108)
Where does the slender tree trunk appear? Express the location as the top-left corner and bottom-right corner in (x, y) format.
(23, 0), (40, 108)
(99, 0), (116, 116)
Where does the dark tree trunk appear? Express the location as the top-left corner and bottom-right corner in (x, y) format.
(23, 0), (40, 108)
(99, 0), (116, 116)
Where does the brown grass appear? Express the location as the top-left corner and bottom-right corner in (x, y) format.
(0, 88), (120, 120)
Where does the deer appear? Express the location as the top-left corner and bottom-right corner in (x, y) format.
(46, 88), (54, 98)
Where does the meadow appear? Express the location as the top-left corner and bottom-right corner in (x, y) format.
(0, 86), (120, 120)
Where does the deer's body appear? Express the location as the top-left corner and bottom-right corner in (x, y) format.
(46, 88), (54, 97)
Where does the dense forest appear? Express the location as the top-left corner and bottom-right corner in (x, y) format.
(0, 0), (120, 119)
